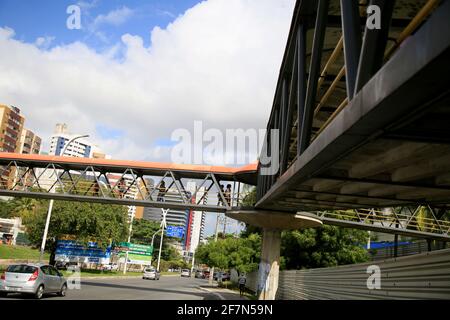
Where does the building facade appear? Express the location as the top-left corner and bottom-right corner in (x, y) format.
(18, 128), (41, 155)
(49, 123), (102, 158)
(0, 104), (25, 153)
(0, 105), (26, 189)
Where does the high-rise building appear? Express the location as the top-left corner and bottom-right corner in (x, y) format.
(38, 123), (107, 191)
(15, 129), (42, 187)
(49, 123), (102, 158)
(184, 182), (206, 255)
(0, 105), (25, 189)
(142, 190), (189, 227)
(19, 129), (41, 155)
(0, 105), (25, 153)
(107, 174), (140, 222)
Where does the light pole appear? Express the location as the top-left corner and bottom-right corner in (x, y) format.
(39, 134), (89, 263)
(149, 228), (162, 266)
(208, 213), (221, 285)
(156, 209), (168, 272)
(123, 211), (135, 274)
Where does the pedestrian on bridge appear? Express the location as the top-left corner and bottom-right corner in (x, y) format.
(217, 185), (225, 206)
(224, 184), (232, 206)
(157, 180), (167, 202)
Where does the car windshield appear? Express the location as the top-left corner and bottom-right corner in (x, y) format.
(7, 265), (37, 274)
(145, 268), (155, 272)
(182, 269), (189, 272)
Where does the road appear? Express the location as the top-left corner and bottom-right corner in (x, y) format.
(0, 275), (240, 300)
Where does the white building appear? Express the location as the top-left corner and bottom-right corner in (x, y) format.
(185, 181), (206, 255)
(0, 217), (24, 245)
(38, 124), (109, 191)
(107, 174), (140, 222)
(49, 123), (107, 158)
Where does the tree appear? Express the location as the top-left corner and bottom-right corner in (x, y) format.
(22, 200), (129, 264)
(280, 225), (369, 270)
(195, 233), (261, 274)
(131, 219), (161, 245)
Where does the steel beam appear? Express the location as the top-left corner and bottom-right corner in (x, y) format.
(354, 0), (396, 95)
(340, 0), (362, 100)
(297, 23), (307, 157)
(299, 0), (329, 154)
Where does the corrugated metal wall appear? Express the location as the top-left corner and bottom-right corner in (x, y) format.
(369, 241), (447, 261)
(276, 248), (450, 299)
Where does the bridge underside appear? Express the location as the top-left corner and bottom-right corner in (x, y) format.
(257, 0), (450, 212)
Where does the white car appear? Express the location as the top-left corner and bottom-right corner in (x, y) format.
(103, 264), (118, 271)
(142, 267), (160, 280)
(181, 269), (191, 277)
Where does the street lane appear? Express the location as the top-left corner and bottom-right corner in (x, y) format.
(1, 275), (220, 300)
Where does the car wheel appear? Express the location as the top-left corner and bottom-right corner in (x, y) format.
(58, 283), (67, 297)
(0, 292), (7, 298)
(35, 285), (44, 299)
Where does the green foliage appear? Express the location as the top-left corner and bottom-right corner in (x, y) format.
(0, 244), (50, 260)
(21, 199), (129, 264)
(131, 219), (161, 245)
(0, 197), (40, 218)
(280, 225), (369, 270)
(196, 233), (261, 274)
(241, 187), (256, 206)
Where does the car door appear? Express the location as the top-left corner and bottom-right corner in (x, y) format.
(40, 266), (53, 292)
(49, 266), (63, 292)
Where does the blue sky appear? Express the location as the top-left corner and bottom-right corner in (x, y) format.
(0, 0), (202, 50)
(0, 0), (295, 236)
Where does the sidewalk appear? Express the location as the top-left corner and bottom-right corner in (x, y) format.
(198, 284), (249, 300)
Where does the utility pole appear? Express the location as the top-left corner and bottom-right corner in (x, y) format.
(208, 213), (220, 285)
(39, 134), (89, 263)
(123, 211), (135, 274)
(149, 228), (162, 266)
(157, 209), (168, 272)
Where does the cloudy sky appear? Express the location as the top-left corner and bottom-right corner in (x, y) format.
(0, 0), (295, 235)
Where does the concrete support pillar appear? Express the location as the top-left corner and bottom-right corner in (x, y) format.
(257, 229), (281, 300)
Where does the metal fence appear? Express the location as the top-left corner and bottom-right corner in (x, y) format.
(276, 248), (450, 300)
(369, 241), (448, 261)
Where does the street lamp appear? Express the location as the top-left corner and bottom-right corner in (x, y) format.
(156, 209), (168, 272)
(149, 228), (162, 266)
(39, 134), (89, 263)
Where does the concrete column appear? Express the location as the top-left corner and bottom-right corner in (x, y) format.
(257, 229), (281, 300)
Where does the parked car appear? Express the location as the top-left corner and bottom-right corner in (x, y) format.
(214, 271), (230, 281)
(195, 270), (204, 278)
(221, 272), (231, 281)
(142, 267), (160, 280)
(181, 269), (191, 277)
(0, 264), (67, 299)
(55, 261), (78, 270)
(202, 271), (210, 279)
(102, 263), (118, 271)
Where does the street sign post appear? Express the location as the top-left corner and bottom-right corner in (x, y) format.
(166, 225), (185, 238)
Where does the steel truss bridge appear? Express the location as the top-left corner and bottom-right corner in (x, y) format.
(254, 0), (450, 233)
(1, 153), (449, 240)
(0, 153), (257, 213)
(1, 0), (450, 242)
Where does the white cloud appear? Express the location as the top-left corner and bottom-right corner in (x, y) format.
(35, 36), (55, 49)
(0, 0), (295, 164)
(93, 6), (134, 28)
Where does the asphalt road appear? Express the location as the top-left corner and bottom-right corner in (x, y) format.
(1, 275), (227, 300)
